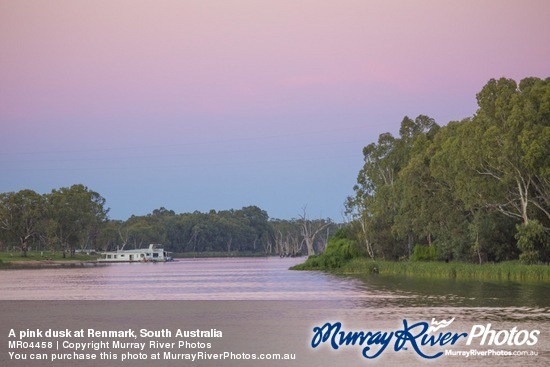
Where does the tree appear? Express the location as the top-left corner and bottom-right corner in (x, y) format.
(346, 115), (440, 260)
(299, 206), (331, 256)
(97, 220), (123, 251)
(237, 206), (273, 252)
(121, 215), (165, 249)
(466, 78), (549, 227)
(0, 189), (44, 256)
(433, 78), (550, 262)
(271, 218), (303, 257)
(344, 194), (375, 259)
(47, 185), (109, 257)
(346, 131), (402, 259)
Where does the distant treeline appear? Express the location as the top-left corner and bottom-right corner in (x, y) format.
(342, 77), (549, 264)
(0, 185), (335, 257)
(100, 206), (335, 256)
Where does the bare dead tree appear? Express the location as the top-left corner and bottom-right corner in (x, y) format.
(288, 233), (303, 257)
(299, 206), (331, 257)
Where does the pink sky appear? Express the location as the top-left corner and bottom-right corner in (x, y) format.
(1, 0), (549, 219)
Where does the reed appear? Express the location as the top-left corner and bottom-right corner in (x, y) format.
(336, 258), (550, 281)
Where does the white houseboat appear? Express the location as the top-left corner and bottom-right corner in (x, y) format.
(97, 244), (173, 263)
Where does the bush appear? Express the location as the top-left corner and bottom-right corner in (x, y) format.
(291, 255), (320, 270)
(516, 220), (550, 264)
(411, 245), (437, 261)
(291, 228), (360, 270)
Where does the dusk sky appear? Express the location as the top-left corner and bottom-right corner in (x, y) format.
(1, 0), (549, 221)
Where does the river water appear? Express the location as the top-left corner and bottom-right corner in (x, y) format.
(1, 257), (549, 366)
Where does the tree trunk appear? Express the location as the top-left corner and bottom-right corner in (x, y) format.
(226, 238), (232, 253)
(20, 239), (28, 257)
(517, 178), (530, 225)
(476, 233), (482, 265)
(360, 216), (375, 259)
(304, 237), (315, 257)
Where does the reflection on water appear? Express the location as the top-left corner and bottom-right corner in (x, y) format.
(350, 273), (550, 308)
(1, 257), (549, 307)
(1, 257), (549, 366)
(0, 257), (357, 300)
(1, 257), (549, 323)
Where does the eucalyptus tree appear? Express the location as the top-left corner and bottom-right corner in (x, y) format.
(298, 206), (332, 257)
(346, 115), (439, 259)
(445, 78), (549, 262)
(393, 132), (442, 254)
(46, 184), (109, 257)
(121, 215), (166, 249)
(237, 205), (273, 252)
(346, 131), (401, 259)
(466, 78), (549, 226)
(270, 218), (303, 256)
(96, 219), (123, 251)
(0, 189), (45, 256)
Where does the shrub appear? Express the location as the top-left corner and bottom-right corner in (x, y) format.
(411, 245), (437, 261)
(516, 220), (550, 264)
(291, 228), (360, 270)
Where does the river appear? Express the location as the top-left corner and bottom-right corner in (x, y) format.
(1, 257), (549, 366)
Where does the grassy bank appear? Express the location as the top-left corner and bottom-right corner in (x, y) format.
(1, 250), (267, 261)
(0, 250), (271, 265)
(0, 251), (97, 268)
(292, 257), (550, 282)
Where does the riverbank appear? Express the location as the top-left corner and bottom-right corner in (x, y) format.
(0, 251), (100, 269)
(174, 251), (269, 258)
(291, 257), (550, 281)
(1, 260), (105, 269)
(0, 250), (273, 269)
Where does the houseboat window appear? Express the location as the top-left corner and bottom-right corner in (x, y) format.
(107, 255), (112, 259)
(140, 254), (144, 258)
(153, 253), (159, 258)
(120, 254), (125, 257)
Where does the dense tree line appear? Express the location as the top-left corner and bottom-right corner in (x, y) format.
(0, 185), (108, 257)
(345, 77), (549, 264)
(0, 185), (334, 257)
(100, 206), (334, 255)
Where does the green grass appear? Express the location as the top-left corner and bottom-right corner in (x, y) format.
(0, 251), (97, 263)
(293, 257), (550, 282)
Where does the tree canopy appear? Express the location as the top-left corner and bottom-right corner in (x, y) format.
(346, 77), (549, 264)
